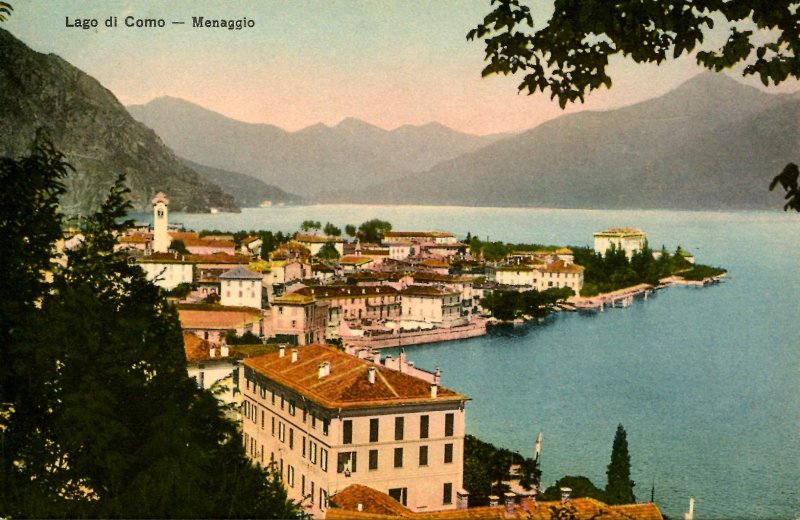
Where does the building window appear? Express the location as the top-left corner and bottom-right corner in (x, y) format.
(443, 483), (453, 505)
(445, 413), (454, 437)
(287, 465), (294, 488)
(301, 475), (305, 496)
(343, 419), (353, 444)
(395, 416), (404, 441)
(289, 428), (294, 449)
(337, 451), (357, 474)
(420, 415), (429, 439)
(271, 417), (275, 436)
(302, 436), (306, 458)
(323, 419), (329, 436)
(444, 443), (453, 464)
(320, 489), (328, 511)
(320, 448), (328, 472)
(388, 487), (407, 506)
(289, 401), (296, 416)
(369, 449), (378, 470)
(278, 422), (285, 442)
(419, 445), (428, 466)
(394, 447), (403, 468)
(310, 441), (317, 464)
(369, 418), (379, 442)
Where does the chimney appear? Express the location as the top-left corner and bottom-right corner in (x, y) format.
(291, 349), (298, 363)
(430, 384), (438, 399)
(279, 345), (285, 358)
(434, 366), (441, 385)
(489, 495), (500, 508)
(368, 366), (376, 384)
(357, 503), (363, 512)
(371, 350), (381, 364)
(560, 487), (572, 504)
(504, 492), (515, 516)
(318, 361), (330, 378)
(220, 345), (229, 357)
(209, 347), (216, 358)
(456, 490), (469, 510)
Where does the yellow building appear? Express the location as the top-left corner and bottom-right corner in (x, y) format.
(241, 345), (468, 518)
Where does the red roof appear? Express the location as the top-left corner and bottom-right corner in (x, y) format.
(327, 485), (663, 520)
(244, 345), (465, 410)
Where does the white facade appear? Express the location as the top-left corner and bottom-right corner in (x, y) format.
(138, 260), (193, 289)
(220, 266), (264, 308)
(241, 346), (466, 518)
(152, 192), (170, 253)
(593, 228), (646, 259)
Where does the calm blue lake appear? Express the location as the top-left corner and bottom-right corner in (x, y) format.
(166, 205), (799, 520)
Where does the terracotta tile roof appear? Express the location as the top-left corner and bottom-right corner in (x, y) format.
(137, 252), (194, 264)
(594, 228), (645, 236)
(183, 332), (213, 363)
(178, 305), (263, 330)
(542, 260), (585, 273)
(273, 293), (316, 305)
(555, 248), (573, 255)
(295, 233), (342, 244)
(219, 265), (263, 280)
(170, 231), (235, 248)
(420, 258), (450, 268)
(495, 265), (536, 272)
(241, 236), (260, 245)
(384, 231), (454, 238)
(293, 285), (399, 300)
(244, 345), (465, 410)
(189, 253), (251, 265)
(400, 285), (459, 297)
(340, 256), (374, 265)
(327, 485), (663, 520)
(119, 235), (150, 244)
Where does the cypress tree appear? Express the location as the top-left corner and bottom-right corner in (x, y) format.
(605, 424), (636, 504)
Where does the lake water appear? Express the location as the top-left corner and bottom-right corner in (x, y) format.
(166, 205), (799, 520)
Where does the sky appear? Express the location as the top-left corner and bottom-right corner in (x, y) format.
(5, 0), (799, 135)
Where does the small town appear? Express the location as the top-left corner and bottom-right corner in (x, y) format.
(63, 192), (722, 519)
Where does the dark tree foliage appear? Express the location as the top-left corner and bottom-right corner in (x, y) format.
(481, 287), (573, 320)
(344, 224), (357, 238)
(357, 218), (392, 243)
(770, 162), (800, 211)
(571, 243), (695, 296)
(323, 222), (342, 237)
(463, 435), (541, 507)
(540, 475), (607, 502)
(300, 220), (321, 232)
(606, 424), (636, 505)
(0, 2), (12, 23)
(469, 0), (800, 108)
(259, 230), (291, 260)
(169, 239), (190, 255)
(225, 330), (263, 345)
(0, 144), (299, 518)
(316, 242), (341, 260)
(470, 1), (800, 207)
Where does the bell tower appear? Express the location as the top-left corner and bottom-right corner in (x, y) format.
(151, 192), (170, 253)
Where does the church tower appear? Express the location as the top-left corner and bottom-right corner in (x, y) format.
(152, 192), (170, 253)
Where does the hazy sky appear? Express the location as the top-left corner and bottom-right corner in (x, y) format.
(6, 1), (799, 135)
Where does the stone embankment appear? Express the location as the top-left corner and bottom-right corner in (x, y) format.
(342, 319), (487, 350)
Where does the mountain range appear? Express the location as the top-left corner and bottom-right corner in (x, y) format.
(127, 97), (507, 197)
(0, 28), (238, 214)
(129, 73), (798, 211)
(338, 72), (799, 210)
